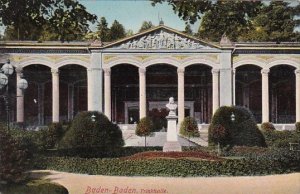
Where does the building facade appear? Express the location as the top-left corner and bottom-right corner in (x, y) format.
(0, 25), (299, 129)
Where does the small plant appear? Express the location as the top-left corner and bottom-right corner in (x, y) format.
(180, 117), (200, 137)
(136, 117), (153, 147)
(261, 122), (276, 133)
(45, 122), (65, 149)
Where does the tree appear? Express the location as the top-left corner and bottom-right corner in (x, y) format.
(139, 21), (154, 33)
(240, 2), (299, 42)
(0, 0), (97, 41)
(126, 29), (134, 37)
(96, 17), (111, 42)
(136, 117), (153, 147)
(109, 20), (126, 41)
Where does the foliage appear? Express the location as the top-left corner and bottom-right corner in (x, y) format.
(35, 148), (300, 176)
(0, 124), (30, 183)
(109, 20), (126, 41)
(149, 108), (168, 131)
(263, 130), (300, 148)
(208, 106), (266, 148)
(183, 24), (193, 35)
(139, 21), (155, 33)
(261, 122), (276, 133)
(45, 122), (65, 149)
(136, 117), (153, 147)
(59, 111), (124, 153)
(152, 0), (300, 42)
(295, 122), (300, 133)
(0, 0), (97, 41)
(179, 117), (199, 137)
(96, 17), (111, 42)
(1, 179), (68, 194)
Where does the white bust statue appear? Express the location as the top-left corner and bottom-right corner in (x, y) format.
(166, 97), (177, 116)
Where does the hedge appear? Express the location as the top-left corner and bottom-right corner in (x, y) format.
(34, 150), (300, 177)
(1, 180), (68, 194)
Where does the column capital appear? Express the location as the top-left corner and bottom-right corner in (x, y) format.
(15, 67), (23, 74)
(177, 68), (185, 74)
(211, 69), (220, 75)
(139, 68), (146, 74)
(261, 68), (270, 75)
(103, 68), (111, 76)
(51, 68), (59, 75)
(295, 69), (300, 75)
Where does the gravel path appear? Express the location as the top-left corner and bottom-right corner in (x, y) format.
(32, 170), (300, 194)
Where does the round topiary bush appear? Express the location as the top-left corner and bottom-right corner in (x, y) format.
(45, 122), (65, 149)
(261, 122), (276, 133)
(208, 106), (266, 148)
(60, 111), (124, 153)
(179, 117), (200, 137)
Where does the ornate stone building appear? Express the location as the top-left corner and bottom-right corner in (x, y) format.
(0, 25), (299, 129)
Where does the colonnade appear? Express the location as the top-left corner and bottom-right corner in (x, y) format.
(14, 65), (300, 125)
(104, 66), (220, 125)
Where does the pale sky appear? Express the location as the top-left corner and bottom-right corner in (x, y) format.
(79, 0), (201, 33)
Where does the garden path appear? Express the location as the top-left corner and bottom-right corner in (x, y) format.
(33, 170), (300, 194)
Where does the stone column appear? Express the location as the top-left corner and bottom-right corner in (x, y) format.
(177, 68), (185, 125)
(37, 84), (45, 125)
(68, 84), (74, 121)
(212, 69), (220, 114)
(139, 68), (146, 120)
(261, 68), (270, 123)
(87, 68), (103, 112)
(104, 68), (111, 120)
(52, 68), (59, 123)
(233, 69), (236, 105)
(16, 68), (24, 124)
(295, 69), (300, 122)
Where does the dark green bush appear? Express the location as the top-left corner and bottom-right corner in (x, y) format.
(263, 130), (300, 148)
(261, 122), (276, 132)
(1, 180), (68, 194)
(295, 122), (300, 133)
(45, 122), (65, 149)
(180, 117), (200, 137)
(59, 111), (124, 154)
(208, 106), (266, 148)
(0, 124), (30, 183)
(34, 149), (300, 177)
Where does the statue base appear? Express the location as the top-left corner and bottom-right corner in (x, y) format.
(163, 141), (182, 152)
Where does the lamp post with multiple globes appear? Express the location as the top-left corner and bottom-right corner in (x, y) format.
(0, 59), (28, 130)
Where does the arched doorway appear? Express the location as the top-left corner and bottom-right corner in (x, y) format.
(185, 64), (212, 123)
(146, 64), (177, 130)
(111, 64), (138, 124)
(59, 65), (87, 122)
(269, 65), (296, 123)
(235, 65), (262, 123)
(23, 64), (51, 126)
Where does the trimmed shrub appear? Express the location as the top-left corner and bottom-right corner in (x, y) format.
(59, 111), (124, 154)
(263, 130), (300, 148)
(261, 122), (276, 132)
(180, 117), (200, 137)
(1, 180), (68, 194)
(295, 122), (300, 133)
(208, 106), (266, 148)
(136, 117), (154, 147)
(0, 124), (30, 183)
(45, 122), (65, 149)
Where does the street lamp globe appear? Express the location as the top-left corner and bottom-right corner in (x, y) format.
(1, 61), (14, 76)
(17, 78), (28, 90)
(230, 112), (235, 122)
(0, 73), (8, 88)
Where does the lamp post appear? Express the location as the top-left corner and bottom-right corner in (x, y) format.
(0, 60), (28, 130)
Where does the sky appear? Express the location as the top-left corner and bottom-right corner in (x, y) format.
(78, 0), (201, 33)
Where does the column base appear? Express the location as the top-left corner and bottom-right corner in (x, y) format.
(163, 141), (182, 152)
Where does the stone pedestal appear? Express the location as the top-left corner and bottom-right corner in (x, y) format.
(163, 97), (182, 152)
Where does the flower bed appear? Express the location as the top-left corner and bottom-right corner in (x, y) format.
(121, 151), (222, 161)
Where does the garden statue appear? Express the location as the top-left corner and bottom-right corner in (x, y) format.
(163, 97), (182, 152)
